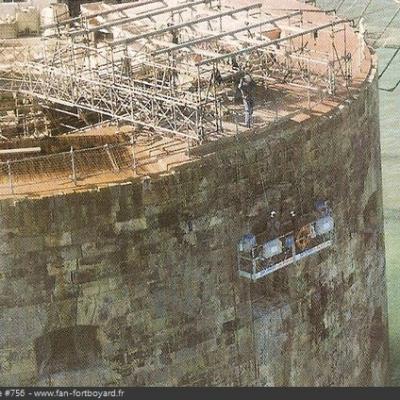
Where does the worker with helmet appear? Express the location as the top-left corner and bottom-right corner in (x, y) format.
(238, 69), (255, 128)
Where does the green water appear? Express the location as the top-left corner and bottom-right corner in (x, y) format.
(378, 46), (400, 386)
(316, 0), (400, 385)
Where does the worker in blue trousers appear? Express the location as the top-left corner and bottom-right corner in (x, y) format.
(238, 71), (255, 128)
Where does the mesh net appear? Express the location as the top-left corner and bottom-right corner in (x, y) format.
(0, 142), (135, 194)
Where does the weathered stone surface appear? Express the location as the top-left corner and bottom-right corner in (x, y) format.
(0, 66), (388, 386)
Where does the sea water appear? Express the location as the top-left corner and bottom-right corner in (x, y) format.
(316, 0), (400, 385)
(378, 46), (400, 386)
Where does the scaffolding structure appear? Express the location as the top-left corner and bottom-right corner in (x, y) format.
(0, 0), (354, 142)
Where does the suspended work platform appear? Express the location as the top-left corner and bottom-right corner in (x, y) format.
(238, 201), (334, 281)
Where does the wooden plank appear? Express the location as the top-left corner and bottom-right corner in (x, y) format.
(0, 147), (41, 155)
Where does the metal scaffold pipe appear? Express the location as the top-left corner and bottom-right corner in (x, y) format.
(196, 17), (349, 66)
(112, 3), (262, 46)
(42, 0), (164, 30)
(68, 0), (211, 38)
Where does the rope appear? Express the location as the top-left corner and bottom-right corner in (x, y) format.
(355, 0), (374, 23)
(336, 0), (347, 12)
(372, 5), (400, 47)
(379, 77), (400, 92)
(379, 46), (400, 80)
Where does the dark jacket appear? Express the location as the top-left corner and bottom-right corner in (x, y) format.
(238, 74), (255, 101)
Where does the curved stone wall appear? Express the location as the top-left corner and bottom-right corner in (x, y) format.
(0, 61), (388, 386)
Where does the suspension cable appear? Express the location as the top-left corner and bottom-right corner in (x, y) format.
(372, 5), (400, 47)
(336, 0), (347, 12)
(355, 0), (374, 23)
(379, 46), (400, 79)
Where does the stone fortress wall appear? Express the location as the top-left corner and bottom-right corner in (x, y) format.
(0, 55), (388, 384)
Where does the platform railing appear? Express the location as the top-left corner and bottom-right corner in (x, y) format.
(237, 213), (334, 281)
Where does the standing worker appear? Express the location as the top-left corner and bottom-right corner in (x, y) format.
(238, 71), (255, 128)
